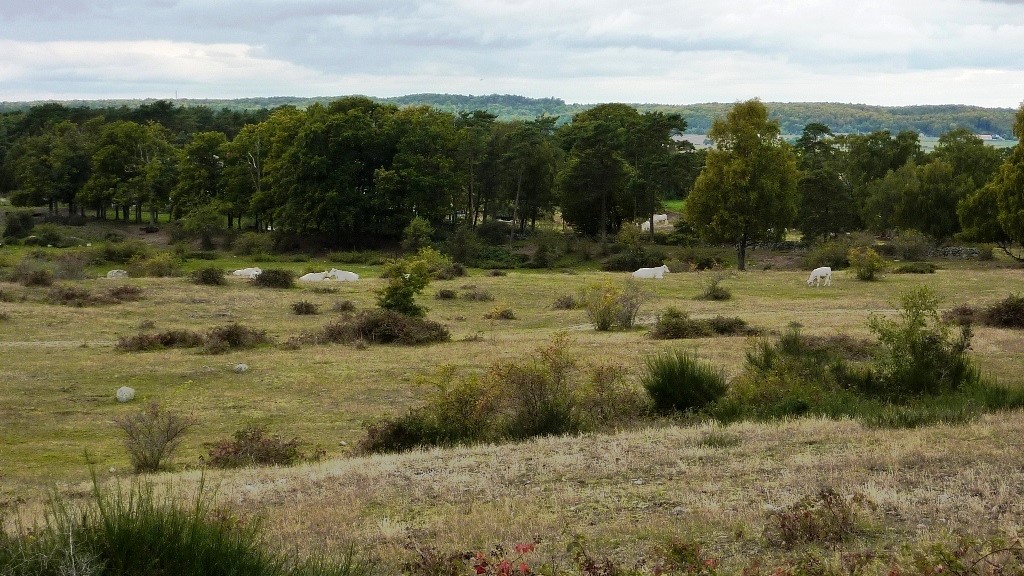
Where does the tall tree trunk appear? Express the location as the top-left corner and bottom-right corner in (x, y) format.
(737, 232), (748, 271)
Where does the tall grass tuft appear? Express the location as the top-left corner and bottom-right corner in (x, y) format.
(641, 350), (726, 413)
(0, 473), (375, 576)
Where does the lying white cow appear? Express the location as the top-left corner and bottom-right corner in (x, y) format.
(806, 266), (832, 287)
(299, 271), (330, 282)
(328, 268), (359, 281)
(106, 269), (129, 279)
(632, 264), (670, 279)
(232, 267), (262, 279)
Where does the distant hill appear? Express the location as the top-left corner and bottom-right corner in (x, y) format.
(0, 94), (1017, 137)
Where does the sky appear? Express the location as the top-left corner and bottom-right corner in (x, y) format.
(2, 0), (1024, 108)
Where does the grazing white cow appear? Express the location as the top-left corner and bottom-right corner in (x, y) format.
(632, 264), (670, 279)
(327, 268), (359, 281)
(106, 269), (129, 279)
(806, 266), (832, 287)
(639, 214), (670, 232)
(299, 271), (330, 282)
(232, 267), (262, 279)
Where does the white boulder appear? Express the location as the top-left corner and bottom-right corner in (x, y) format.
(115, 386), (136, 403)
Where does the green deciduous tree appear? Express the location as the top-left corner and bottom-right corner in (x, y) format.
(685, 99), (799, 270)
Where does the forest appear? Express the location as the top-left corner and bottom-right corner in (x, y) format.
(1, 96), (1022, 263)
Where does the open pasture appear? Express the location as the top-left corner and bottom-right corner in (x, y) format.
(2, 255), (1023, 570)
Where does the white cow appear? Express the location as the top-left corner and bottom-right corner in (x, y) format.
(639, 214), (670, 232)
(232, 267), (262, 279)
(806, 266), (832, 287)
(106, 269), (129, 279)
(327, 268), (359, 281)
(299, 271), (330, 282)
(632, 264), (670, 279)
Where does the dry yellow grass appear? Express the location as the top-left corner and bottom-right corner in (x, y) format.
(2, 256), (1023, 570)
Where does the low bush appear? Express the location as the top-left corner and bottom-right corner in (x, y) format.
(332, 300), (356, 313)
(763, 488), (871, 548)
(91, 239), (153, 264)
(483, 306), (515, 320)
(893, 261), (937, 274)
(107, 284), (144, 302)
(192, 266), (227, 286)
(359, 336), (645, 453)
(203, 323), (271, 354)
(54, 251), (89, 280)
(291, 300), (319, 315)
(650, 308), (757, 339)
(694, 271), (731, 301)
(205, 425), (321, 468)
(981, 293), (1024, 329)
(12, 256), (53, 287)
(116, 402), (196, 473)
(117, 329), (206, 352)
(943, 303), (977, 326)
(308, 310), (450, 346)
(641, 350), (727, 413)
(486, 268), (507, 276)
(251, 268), (294, 288)
(551, 294), (577, 310)
(435, 288), (457, 300)
(462, 286), (494, 301)
(127, 251), (182, 277)
(46, 284), (93, 306)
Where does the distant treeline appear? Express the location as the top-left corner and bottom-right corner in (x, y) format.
(1, 95), (1018, 137)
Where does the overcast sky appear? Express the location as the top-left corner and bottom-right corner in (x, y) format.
(2, 0), (1023, 108)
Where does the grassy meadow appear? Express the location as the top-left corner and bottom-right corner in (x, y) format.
(1, 232), (1024, 573)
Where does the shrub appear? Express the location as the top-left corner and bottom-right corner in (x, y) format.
(462, 286), (493, 301)
(893, 261), (937, 274)
(868, 286), (981, 397)
(192, 266), (227, 286)
(116, 402), (195, 473)
(695, 271), (731, 300)
(332, 300), (356, 313)
(890, 229), (933, 261)
(127, 252), (182, 277)
(476, 220), (512, 245)
(310, 310), (450, 346)
(486, 268), (507, 277)
(763, 488), (871, 548)
(46, 284), (93, 306)
(203, 323), (271, 354)
(250, 268), (294, 288)
(483, 306), (515, 320)
(551, 294), (577, 310)
(2, 209), (34, 239)
(291, 300), (319, 315)
(848, 246), (887, 280)
(376, 260), (429, 317)
(92, 239), (153, 264)
(943, 303), (977, 326)
(579, 279), (648, 331)
(117, 329), (205, 352)
(233, 231), (274, 256)
(804, 237), (853, 269)
(12, 256), (53, 286)
(651, 308), (756, 339)
(435, 288), (457, 300)
(981, 294), (1024, 329)
(641, 350), (727, 413)
(54, 251), (89, 280)
(205, 425), (308, 468)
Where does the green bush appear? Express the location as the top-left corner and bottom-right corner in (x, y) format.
(804, 237), (853, 269)
(233, 231), (274, 256)
(116, 402), (196, 473)
(868, 286), (981, 397)
(893, 262), (937, 274)
(192, 266), (227, 286)
(251, 268), (294, 289)
(641, 350), (726, 413)
(848, 246), (887, 280)
(1, 209), (34, 239)
(92, 239), (153, 264)
(476, 220), (512, 245)
(127, 252), (182, 277)
(401, 216), (434, 252)
(889, 229), (933, 261)
(650, 308), (756, 339)
(376, 260), (429, 317)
